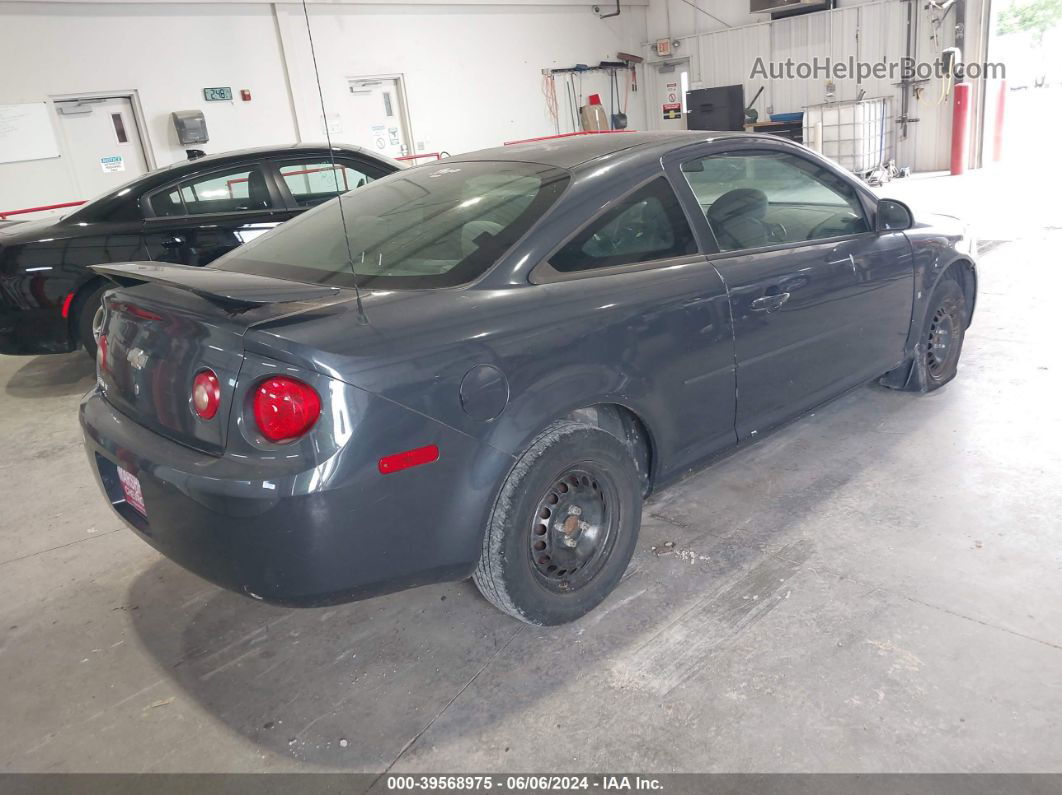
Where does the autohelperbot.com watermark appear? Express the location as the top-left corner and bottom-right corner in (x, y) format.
(750, 55), (1006, 81)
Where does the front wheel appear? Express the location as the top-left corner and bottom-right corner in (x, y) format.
(882, 273), (968, 392)
(921, 275), (968, 389)
(473, 421), (642, 625)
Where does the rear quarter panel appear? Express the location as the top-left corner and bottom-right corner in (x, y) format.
(248, 260), (737, 490)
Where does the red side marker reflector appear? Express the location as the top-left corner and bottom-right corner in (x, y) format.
(61, 292), (75, 318)
(378, 444), (439, 475)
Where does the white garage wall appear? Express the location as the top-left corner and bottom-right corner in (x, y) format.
(276, 2), (648, 157)
(0, 0), (647, 214)
(0, 2), (298, 212)
(647, 0), (758, 40)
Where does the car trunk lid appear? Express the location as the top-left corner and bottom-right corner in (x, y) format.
(92, 262), (349, 455)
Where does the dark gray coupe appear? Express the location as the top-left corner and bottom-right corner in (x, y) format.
(80, 131), (977, 625)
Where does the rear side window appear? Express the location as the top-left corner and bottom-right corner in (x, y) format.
(278, 160), (388, 208)
(550, 177), (697, 273)
(99, 198), (142, 223)
(150, 165), (274, 217)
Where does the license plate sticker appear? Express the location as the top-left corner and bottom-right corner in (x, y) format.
(117, 466), (147, 516)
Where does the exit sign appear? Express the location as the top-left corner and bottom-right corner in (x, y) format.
(203, 86), (233, 102)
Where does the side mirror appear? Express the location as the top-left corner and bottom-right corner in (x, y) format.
(877, 198), (913, 232)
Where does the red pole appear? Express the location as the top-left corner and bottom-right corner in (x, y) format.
(950, 82), (971, 175)
(992, 79), (1007, 162)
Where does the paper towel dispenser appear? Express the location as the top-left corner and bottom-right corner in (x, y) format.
(171, 110), (209, 146)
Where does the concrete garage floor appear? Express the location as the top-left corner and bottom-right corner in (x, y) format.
(1, 172), (1060, 774)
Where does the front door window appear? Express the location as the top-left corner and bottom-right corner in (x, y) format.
(679, 151), (869, 252)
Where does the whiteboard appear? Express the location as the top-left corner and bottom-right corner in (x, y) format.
(0, 103), (61, 165)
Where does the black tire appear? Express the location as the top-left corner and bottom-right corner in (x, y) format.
(74, 283), (109, 359)
(919, 274), (968, 390)
(881, 273), (968, 392)
(473, 421), (642, 625)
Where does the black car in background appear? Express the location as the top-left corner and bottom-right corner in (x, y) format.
(0, 143), (400, 357)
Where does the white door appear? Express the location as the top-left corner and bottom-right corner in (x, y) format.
(347, 78), (410, 159)
(651, 63), (689, 132)
(53, 97), (148, 200)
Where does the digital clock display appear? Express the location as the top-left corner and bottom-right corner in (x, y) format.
(203, 87), (233, 102)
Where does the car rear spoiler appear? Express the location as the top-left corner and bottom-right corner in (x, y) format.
(90, 262), (342, 308)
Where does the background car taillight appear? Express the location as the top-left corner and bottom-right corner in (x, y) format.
(192, 370), (221, 420)
(252, 376), (321, 443)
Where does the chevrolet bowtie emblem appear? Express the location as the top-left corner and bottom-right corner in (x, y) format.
(127, 347), (149, 370)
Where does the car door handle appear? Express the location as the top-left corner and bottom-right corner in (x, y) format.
(750, 292), (790, 313)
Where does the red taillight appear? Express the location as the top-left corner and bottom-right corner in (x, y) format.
(61, 292), (75, 319)
(192, 369), (221, 420)
(378, 445), (440, 474)
(97, 334), (108, 372)
(252, 376), (321, 443)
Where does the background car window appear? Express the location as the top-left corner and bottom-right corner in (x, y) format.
(680, 152), (869, 253)
(279, 161), (382, 207)
(151, 188), (185, 217)
(150, 166), (273, 217)
(550, 177), (697, 273)
(98, 198), (142, 223)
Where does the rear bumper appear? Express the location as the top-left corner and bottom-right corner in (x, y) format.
(80, 387), (513, 606)
(0, 307), (74, 355)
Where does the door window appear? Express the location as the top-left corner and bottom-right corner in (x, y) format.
(550, 177), (697, 273)
(277, 160), (384, 208)
(111, 113), (129, 144)
(679, 151), (869, 252)
(149, 165), (273, 217)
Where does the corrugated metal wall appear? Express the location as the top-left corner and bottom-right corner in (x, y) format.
(698, 24), (773, 113)
(673, 0), (965, 172)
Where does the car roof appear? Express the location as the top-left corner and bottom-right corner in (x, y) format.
(444, 130), (757, 170)
(140, 143), (399, 185)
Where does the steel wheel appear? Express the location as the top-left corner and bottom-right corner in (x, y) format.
(474, 420), (643, 625)
(926, 301), (959, 380)
(528, 465), (619, 594)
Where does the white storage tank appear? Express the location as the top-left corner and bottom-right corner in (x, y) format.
(804, 98), (893, 175)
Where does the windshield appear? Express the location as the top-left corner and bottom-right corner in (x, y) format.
(215, 160), (570, 289)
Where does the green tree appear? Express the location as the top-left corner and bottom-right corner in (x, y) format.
(997, 0), (1062, 45)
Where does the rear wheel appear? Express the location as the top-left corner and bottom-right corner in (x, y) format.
(75, 283), (109, 359)
(473, 421), (642, 625)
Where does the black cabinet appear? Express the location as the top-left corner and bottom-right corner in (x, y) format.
(685, 86), (745, 132)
